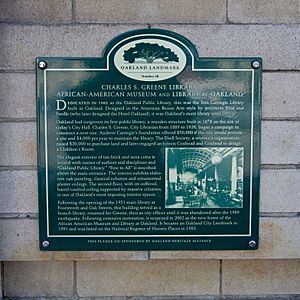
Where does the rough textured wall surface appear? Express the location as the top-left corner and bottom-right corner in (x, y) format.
(0, 0), (299, 298)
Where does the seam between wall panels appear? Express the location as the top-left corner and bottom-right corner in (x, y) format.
(0, 262), (4, 298)
(73, 261), (78, 298)
(219, 259), (223, 295)
(0, 21), (299, 25)
(71, 0), (76, 24)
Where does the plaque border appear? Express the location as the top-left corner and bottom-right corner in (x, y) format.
(43, 68), (254, 239)
(36, 29), (261, 250)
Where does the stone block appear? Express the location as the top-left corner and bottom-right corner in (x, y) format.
(0, 0), (72, 24)
(228, 0), (300, 24)
(159, 25), (300, 71)
(0, 25), (299, 71)
(77, 260), (219, 296)
(260, 169), (300, 212)
(0, 219), (148, 261)
(150, 217), (300, 259)
(75, 0), (226, 24)
(0, 73), (36, 119)
(0, 170), (38, 213)
(263, 72), (300, 118)
(261, 121), (300, 164)
(0, 25), (141, 71)
(223, 259), (300, 295)
(0, 122), (36, 166)
(3, 261), (74, 297)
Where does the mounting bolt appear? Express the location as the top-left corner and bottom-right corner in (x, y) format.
(42, 240), (50, 248)
(251, 60), (260, 69)
(249, 240), (257, 248)
(38, 60), (47, 70)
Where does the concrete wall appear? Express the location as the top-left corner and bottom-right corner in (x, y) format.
(0, 0), (299, 298)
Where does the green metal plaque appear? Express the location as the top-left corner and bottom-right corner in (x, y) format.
(37, 28), (261, 251)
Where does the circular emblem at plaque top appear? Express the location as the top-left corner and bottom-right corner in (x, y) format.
(114, 38), (187, 82)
